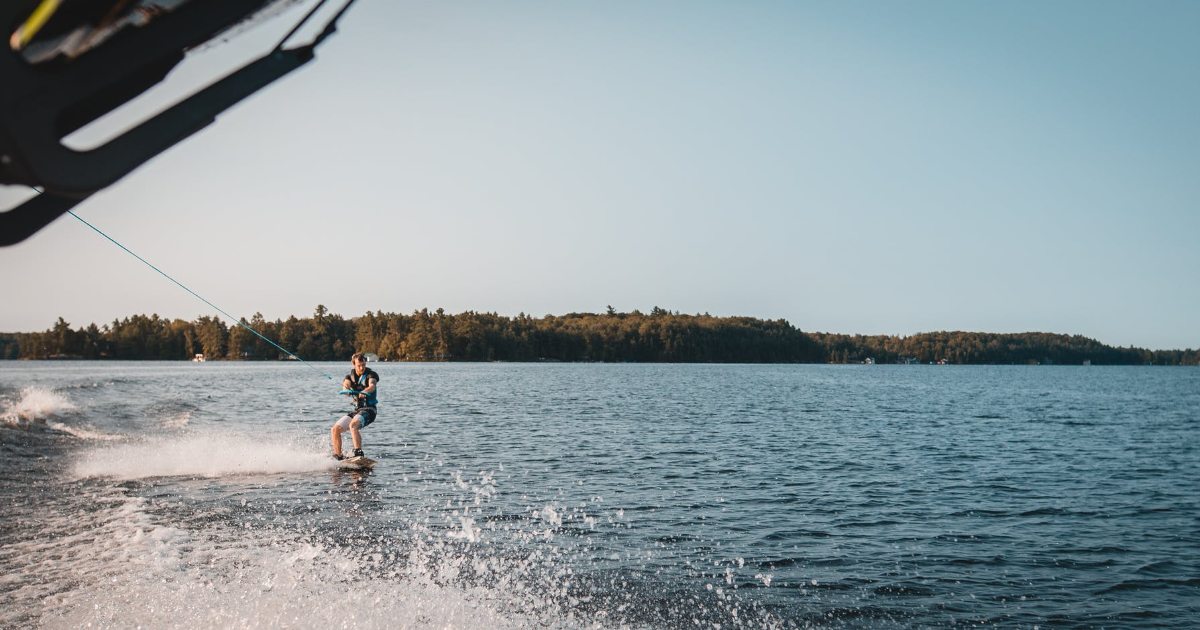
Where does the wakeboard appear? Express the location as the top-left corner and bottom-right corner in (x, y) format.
(336, 455), (376, 471)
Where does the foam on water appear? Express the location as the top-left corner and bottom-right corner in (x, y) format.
(72, 431), (335, 480)
(160, 410), (192, 429)
(0, 386), (123, 440)
(5, 485), (548, 630)
(44, 420), (123, 441)
(1, 386), (78, 428)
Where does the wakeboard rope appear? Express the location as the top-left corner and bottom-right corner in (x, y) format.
(66, 208), (337, 381)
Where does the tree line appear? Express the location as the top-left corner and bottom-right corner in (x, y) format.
(1, 306), (1196, 365)
(807, 331), (1197, 366)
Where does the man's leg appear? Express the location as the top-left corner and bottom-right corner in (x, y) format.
(350, 416), (363, 451)
(331, 415), (352, 456)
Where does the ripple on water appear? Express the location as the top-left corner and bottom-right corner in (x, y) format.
(2, 362), (1198, 627)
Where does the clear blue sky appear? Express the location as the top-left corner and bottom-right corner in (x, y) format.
(2, 1), (1197, 349)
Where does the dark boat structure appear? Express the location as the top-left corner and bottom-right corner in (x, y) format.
(0, 0), (356, 246)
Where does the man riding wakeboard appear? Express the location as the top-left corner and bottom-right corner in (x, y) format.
(330, 352), (378, 460)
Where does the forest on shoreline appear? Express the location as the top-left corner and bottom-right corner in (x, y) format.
(1, 306), (1196, 365)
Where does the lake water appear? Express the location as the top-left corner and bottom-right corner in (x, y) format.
(1, 362), (1197, 628)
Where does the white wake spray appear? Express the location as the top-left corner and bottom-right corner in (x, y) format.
(72, 430), (335, 480)
(0, 386), (78, 428)
(1, 386), (122, 440)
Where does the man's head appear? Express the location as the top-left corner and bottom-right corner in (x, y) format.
(351, 352), (367, 373)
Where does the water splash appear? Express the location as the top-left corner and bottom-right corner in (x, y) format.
(11, 488), (540, 630)
(72, 431), (334, 480)
(160, 410), (192, 430)
(1, 386), (78, 428)
(45, 420), (122, 441)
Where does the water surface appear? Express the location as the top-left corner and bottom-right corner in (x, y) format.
(1, 362), (1196, 627)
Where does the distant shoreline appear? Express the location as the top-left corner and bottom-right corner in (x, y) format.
(2, 307), (1196, 366)
(4, 355), (1195, 364)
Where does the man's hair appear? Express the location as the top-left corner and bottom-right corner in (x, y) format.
(351, 352), (366, 363)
